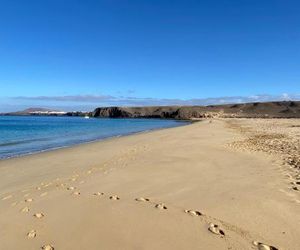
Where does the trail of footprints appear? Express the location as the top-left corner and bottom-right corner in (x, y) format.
(280, 168), (300, 204)
(1, 153), (280, 250)
(281, 165), (300, 193)
(0, 146), (157, 249)
(2, 181), (280, 250)
(97, 193), (279, 249)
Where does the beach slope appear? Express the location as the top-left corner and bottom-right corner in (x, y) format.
(0, 119), (299, 250)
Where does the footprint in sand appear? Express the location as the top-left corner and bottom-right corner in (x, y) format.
(36, 187), (42, 190)
(27, 229), (36, 239)
(109, 195), (120, 200)
(42, 244), (54, 250)
(21, 207), (30, 213)
(93, 192), (104, 196)
(208, 223), (225, 236)
(72, 191), (81, 196)
(290, 181), (300, 187)
(253, 241), (279, 250)
(2, 195), (12, 201)
(135, 197), (150, 202)
(25, 198), (33, 203)
(40, 192), (48, 197)
(155, 203), (167, 210)
(33, 213), (44, 219)
(292, 186), (299, 191)
(184, 209), (202, 216)
(67, 186), (76, 191)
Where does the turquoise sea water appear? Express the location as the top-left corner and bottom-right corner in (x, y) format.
(0, 116), (187, 159)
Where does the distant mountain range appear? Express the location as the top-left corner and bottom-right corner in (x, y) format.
(2, 101), (300, 118)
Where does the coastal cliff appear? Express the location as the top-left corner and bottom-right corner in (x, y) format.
(92, 101), (300, 119)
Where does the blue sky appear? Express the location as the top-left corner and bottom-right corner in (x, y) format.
(0, 0), (299, 111)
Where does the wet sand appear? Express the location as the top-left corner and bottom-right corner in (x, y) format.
(0, 119), (299, 250)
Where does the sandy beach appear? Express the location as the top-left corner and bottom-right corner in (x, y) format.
(0, 118), (299, 250)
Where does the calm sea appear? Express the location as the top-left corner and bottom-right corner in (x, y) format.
(0, 116), (187, 159)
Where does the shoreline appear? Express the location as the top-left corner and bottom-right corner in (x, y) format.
(0, 118), (299, 250)
(0, 117), (191, 161)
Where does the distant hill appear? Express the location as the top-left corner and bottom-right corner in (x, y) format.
(92, 101), (300, 119)
(4, 107), (66, 116)
(19, 108), (59, 113)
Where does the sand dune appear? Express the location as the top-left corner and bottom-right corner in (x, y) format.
(0, 119), (299, 250)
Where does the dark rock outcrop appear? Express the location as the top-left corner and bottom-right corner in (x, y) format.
(92, 107), (132, 118)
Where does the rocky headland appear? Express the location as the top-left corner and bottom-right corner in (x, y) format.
(92, 101), (300, 119)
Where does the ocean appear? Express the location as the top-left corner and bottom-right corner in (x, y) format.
(0, 116), (187, 159)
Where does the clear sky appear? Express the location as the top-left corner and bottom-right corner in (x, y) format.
(0, 0), (299, 111)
